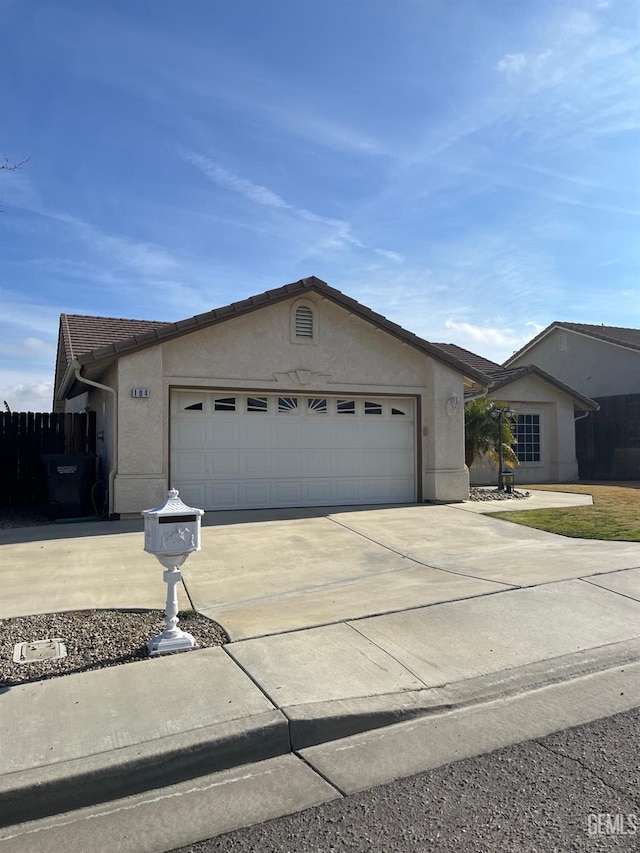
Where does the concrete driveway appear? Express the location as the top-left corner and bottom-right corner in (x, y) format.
(188, 499), (640, 639)
(2, 492), (639, 640)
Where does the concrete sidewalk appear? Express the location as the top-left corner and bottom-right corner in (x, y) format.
(2, 567), (640, 837)
(2, 491), (640, 849)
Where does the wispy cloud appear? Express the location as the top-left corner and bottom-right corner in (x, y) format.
(51, 212), (181, 277)
(444, 319), (545, 354)
(183, 150), (404, 263)
(186, 156), (289, 210)
(496, 52), (552, 75)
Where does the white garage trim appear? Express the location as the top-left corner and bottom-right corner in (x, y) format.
(170, 390), (417, 510)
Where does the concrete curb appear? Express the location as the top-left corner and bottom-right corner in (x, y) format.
(284, 637), (640, 749)
(0, 711), (289, 828)
(3, 637), (638, 828)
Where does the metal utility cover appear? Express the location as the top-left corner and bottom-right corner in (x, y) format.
(13, 639), (67, 664)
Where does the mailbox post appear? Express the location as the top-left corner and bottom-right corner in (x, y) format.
(142, 489), (204, 655)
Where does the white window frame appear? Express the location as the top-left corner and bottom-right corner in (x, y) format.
(514, 412), (542, 464)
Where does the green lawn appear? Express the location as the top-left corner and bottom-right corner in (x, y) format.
(488, 482), (640, 542)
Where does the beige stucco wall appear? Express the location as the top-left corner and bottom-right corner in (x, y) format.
(105, 293), (470, 513)
(469, 375), (579, 486)
(422, 358), (469, 501)
(511, 329), (640, 398)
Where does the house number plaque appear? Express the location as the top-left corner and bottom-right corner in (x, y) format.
(131, 388), (150, 398)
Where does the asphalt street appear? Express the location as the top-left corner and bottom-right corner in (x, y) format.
(172, 706), (640, 853)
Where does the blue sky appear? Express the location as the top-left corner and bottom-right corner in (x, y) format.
(2, 0), (638, 411)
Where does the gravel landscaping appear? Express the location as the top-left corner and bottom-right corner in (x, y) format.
(0, 608), (227, 689)
(468, 487), (531, 502)
(0, 504), (227, 690)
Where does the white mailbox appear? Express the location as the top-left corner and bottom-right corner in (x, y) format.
(141, 489), (204, 656)
(142, 489), (203, 557)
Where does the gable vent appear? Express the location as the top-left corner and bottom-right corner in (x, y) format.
(559, 332), (567, 351)
(295, 305), (314, 339)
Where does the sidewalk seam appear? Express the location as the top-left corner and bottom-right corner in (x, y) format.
(580, 576), (640, 605)
(221, 644), (283, 711)
(344, 621), (431, 688)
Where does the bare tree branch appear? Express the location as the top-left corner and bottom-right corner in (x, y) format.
(1, 154), (30, 171)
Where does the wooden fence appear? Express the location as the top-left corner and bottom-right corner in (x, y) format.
(0, 412), (97, 506)
(576, 393), (640, 480)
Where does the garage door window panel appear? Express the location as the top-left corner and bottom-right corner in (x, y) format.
(278, 396), (298, 413)
(214, 397), (236, 412)
(364, 401), (383, 415)
(308, 398), (327, 414)
(247, 396), (268, 413)
(178, 392), (207, 411)
(337, 400), (355, 414)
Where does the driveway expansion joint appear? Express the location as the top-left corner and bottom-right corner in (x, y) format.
(326, 515), (515, 588)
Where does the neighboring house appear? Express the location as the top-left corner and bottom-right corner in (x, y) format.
(505, 323), (640, 479)
(435, 344), (598, 485)
(52, 277), (491, 516)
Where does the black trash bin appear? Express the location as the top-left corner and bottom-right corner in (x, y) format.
(42, 453), (96, 518)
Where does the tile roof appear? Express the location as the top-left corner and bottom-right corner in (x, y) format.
(432, 343), (502, 374)
(505, 322), (640, 365)
(558, 323), (640, 350)
(54, 276), (494, 401)
(434, 343), (598, 411)
(60, 314), (172, 362)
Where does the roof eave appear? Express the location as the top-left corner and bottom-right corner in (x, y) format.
(67, 276), (494, 386)
(489, 365), (599, 411)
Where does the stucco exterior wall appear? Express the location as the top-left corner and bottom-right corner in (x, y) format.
(162, 295), (428, 388)
(511, 329), (640, 398)
(107, 293), (470, 513)
(469, 375), (579, 486)
(113, 347), (167, 514)
(422, 358), (469, 501)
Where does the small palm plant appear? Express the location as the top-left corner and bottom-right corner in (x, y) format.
(464, 398), (518, 471)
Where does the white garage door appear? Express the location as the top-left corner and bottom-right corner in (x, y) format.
(170, 391), (416, 510)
